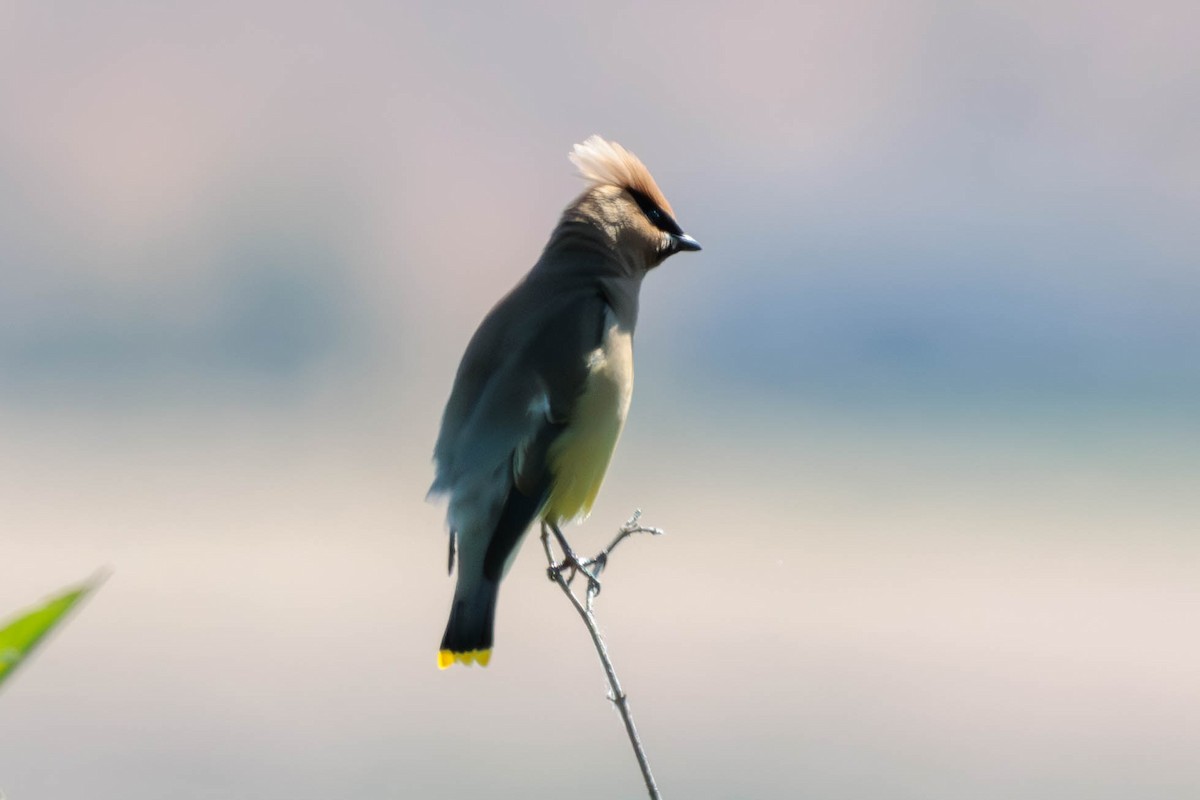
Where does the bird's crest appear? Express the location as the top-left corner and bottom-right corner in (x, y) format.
(569, 135), (675, 217)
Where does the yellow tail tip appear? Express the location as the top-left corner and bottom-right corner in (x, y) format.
(437, 648), (492, 669)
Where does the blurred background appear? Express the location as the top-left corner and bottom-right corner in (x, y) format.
(2, 1), (1197, 797)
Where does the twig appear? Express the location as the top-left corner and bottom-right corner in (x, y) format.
(541, 511), (665, 800)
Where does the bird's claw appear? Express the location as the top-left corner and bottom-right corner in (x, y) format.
(582, 553), (608, 596)
(558, 549), (609, 596)
(548, 554), (602, 596)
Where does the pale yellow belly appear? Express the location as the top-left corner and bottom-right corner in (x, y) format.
(543, 322), (633, 523)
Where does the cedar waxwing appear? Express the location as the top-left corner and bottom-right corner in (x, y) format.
(430, 136), (701, 669)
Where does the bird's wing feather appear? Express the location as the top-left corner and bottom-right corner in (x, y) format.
(432, 277), (609, 555)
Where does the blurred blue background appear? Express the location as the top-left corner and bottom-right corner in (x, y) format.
(2, 2), (1197, 798)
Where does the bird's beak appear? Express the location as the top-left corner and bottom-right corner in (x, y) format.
(670, 233), (702, 252)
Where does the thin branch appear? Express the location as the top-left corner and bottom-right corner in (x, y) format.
(541, 511), (665, 800)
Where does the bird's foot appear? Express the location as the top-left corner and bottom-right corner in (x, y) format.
(547, 548), (603, 597)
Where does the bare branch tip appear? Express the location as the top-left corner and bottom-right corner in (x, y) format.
(541, 510), (664, 800)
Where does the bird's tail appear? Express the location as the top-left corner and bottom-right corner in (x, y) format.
(438, 577), (499, 669)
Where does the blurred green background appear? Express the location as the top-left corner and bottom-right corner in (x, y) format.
(2, 1), (1197, 797)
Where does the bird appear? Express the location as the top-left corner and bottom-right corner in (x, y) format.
(429, 135), (701, 669)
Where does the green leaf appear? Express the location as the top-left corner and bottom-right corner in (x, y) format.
(0, 572), (106, 689)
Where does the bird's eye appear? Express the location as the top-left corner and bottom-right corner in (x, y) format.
(629, 189), (684, 235)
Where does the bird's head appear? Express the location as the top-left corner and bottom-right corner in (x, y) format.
(566, 136), (701, 271)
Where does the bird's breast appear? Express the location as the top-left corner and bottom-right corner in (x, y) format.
(543, 315), (633, 523)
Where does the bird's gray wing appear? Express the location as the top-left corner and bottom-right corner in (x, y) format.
(431, 276), (609, 567)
